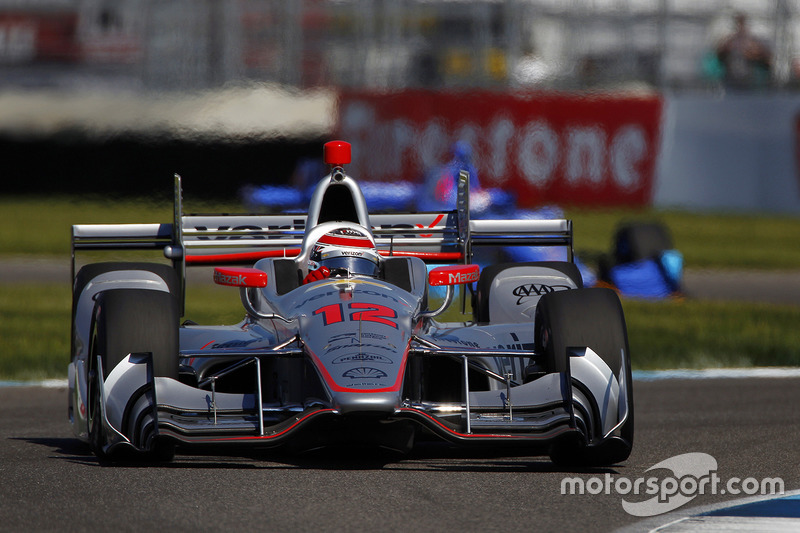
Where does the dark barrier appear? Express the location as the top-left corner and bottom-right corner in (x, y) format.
(0, 133), (324, 200)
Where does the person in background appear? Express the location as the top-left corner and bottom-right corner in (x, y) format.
(715, 12), (772, 89)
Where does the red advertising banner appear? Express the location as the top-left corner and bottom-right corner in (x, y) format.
(0, 13), (79, 63)
(336, 90), (663, 207)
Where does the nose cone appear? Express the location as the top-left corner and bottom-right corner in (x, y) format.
(332, 390), (402, 415)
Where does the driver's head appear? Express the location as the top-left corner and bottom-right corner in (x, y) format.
(310, 227), (380, 278)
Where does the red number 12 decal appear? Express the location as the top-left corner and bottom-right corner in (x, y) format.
(313, 303), (397, 329)
(313, 304), (344, 326)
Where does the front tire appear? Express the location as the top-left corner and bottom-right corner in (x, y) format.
(535, 287), (634, 466)
(88, 289), (179, 461)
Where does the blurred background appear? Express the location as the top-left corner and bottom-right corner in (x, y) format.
(0, 0), (799, 214)
(2, 1), (800, 380)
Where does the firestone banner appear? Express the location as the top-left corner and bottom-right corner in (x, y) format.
(336, 90), (663, 207)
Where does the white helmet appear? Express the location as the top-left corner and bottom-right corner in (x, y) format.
(310, 227), (380, 278)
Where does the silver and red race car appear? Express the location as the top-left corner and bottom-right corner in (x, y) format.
(68, 140), (633, 465)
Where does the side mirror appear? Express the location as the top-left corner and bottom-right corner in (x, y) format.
(213, 267), (268, 288)
(213, 267), (291, 323)
(422, 264), (480, 319)
(428, 264), (480, 286)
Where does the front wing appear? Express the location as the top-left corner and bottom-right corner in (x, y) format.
(91, 342), (629, 457)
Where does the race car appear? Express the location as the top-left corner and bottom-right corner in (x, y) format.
(68, 140), (633, 466)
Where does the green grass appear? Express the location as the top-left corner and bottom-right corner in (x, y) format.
(3, 283), (800, 381)
(2, 197), (800, 380)
(0, 284), (71, 381)
(0, 196), (243, 257)
(622, 298), (800, 369)
(567, 208), (800, 271)
(0, 283), (247, 381)
(3, 196), (800, 270)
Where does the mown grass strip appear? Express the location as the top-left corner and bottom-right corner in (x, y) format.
(0, 283), (245, 381)
(3, 283), (800, 381)
(566, 208), (800, 271)
(622, 298), (800, 369)
(0, 196), (240, 257)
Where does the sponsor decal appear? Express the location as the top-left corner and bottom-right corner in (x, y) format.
(213, 267), (267, 288)
(326, 331), (388, 343)
(332, 354), (393, 365)
(433, 335), (480, 349)
(415, 213), (445, 238)
(429, 264), (480, 286)
(192, 220), (306, 240)
(512, 283), (571, 305)
(448, 270), (480, 284)
(342, 367), (388, 379)
(326, 342), (394, 354)
(207, 339), (260, 349)
(338, 91), (662, 207)
(360, 332), (387, 340)
(191, 218), (442, 242)
(213, 271), (247, 286)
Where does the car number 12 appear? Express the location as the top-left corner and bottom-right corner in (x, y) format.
(313, 303), (398, 328)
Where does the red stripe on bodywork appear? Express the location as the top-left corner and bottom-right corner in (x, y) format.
(186, 249), (301, 264)
(396, 408), (573, 440)
(196, 409), (338, 442)
(187, 249), (463, 264)
(317, 234), (374, 248)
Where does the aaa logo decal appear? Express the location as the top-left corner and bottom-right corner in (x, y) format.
(342, 367), (387, 379)
(512, 283), (571, 305)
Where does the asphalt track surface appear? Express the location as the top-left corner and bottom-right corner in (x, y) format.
(3, 262), (799, 531)
(1, 377), (798, 532)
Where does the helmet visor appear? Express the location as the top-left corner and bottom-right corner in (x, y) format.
(317, 248), (380, 277)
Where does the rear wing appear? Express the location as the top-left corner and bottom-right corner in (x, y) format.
(72, 173), (573, 310)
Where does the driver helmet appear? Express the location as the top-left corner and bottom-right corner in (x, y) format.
(310, 227), (381, 278)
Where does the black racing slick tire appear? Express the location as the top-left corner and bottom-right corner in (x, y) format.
(72, 262), (180, 358)
(534, 287), (634, 466)
(88, 289), (179, 461)
(613, 221), (673, 264)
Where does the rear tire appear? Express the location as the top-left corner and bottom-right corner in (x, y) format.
(613, 222), (672, 264)
(88, 289), (179, 461)
(535, 288), (634, 465)
(72, 262), (179, 358)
